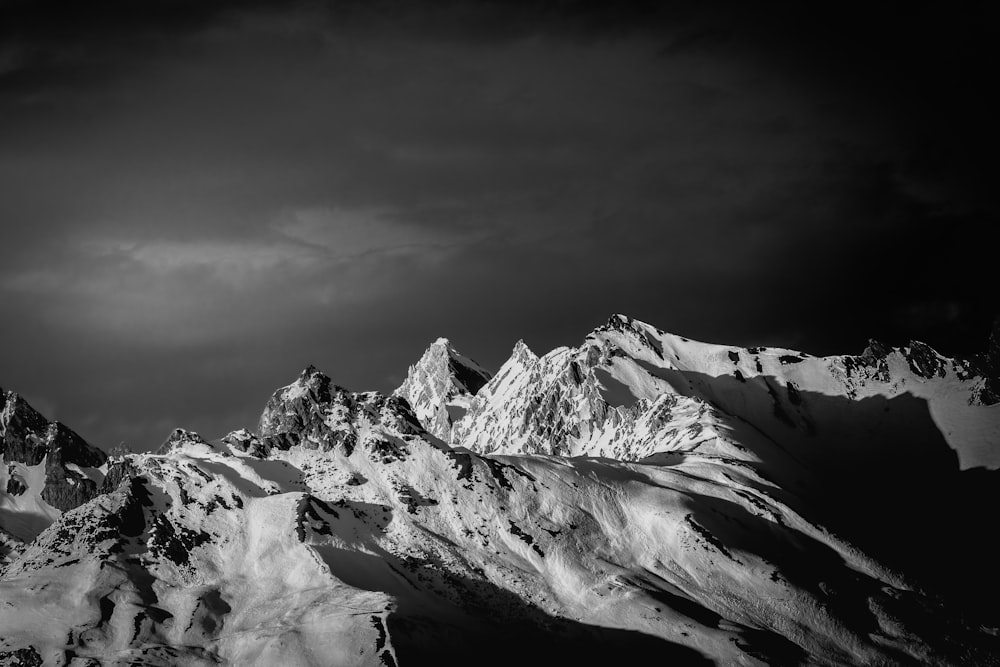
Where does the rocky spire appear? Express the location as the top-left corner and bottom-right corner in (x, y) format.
(1, 387), (108, 538)
(393, 338), (492, 441)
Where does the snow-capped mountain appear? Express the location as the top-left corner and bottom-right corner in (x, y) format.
(0, 388), (107, 546)
(451, 315), (1000, 622)
(455, 314), (998, 466)
(1, 316), (998, 666)
(393, 338), (491, 442)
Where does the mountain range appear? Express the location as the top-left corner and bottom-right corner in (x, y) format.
(2, 314), (998, 666)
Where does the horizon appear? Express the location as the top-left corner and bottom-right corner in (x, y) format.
(2, 1), (996, 451)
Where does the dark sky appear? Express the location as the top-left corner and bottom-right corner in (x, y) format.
(1, 0), (996, 451)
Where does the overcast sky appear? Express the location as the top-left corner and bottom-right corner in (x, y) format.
(1, 1), (996, 451)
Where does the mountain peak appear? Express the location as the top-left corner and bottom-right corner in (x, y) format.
(589, 313), (649, 341)
(298, 364), (323, 380)
(156, 428), (209, 455)
(510, 338), (537, 362)
(393, 338), (492, 441)
(0, 386), (107, 540)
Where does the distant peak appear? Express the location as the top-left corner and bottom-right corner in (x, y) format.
(282, 366), (337, 403)
(1, 390), (45, 425)
(411, 337), (488, 376)
(166, 427), (199, 441)
(861, 339), (893, 359)
(590, 313), (656, 341)
(299, 364), (322, 379)
(404, 337), (491, 384)
(511, 339), (537, 361)
(295, 365), (338, 391)
(156, 427), (208, 454)
(599, 313), (641, 334)
(423, 337), (459, 359)
(393, 336), (492, 440)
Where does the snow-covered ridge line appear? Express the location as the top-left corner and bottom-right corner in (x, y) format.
(448, 313), (998, 469)
(2, 313), (999, 665)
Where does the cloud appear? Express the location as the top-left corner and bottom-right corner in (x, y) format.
(0, 201), (489, 347)
(0, 0), (995, 452)
(271, 206), (485, 259)
(84, 238), (311, 281)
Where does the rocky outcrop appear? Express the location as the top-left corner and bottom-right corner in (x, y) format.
(5, 465), (26, 496)
(257, 365), (426, 457)
(904, 340), (948, 379)
(220, 428), (267, 457)
(1, 389), (107, 513)
(156, 428), (210, 455)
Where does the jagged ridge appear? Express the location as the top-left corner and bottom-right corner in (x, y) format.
(1, 315), (999, 666)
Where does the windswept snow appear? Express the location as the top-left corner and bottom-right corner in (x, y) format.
(2, 315), (998, 666)
(0, 457), (62, 542)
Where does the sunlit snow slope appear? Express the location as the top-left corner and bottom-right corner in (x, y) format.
(2, 316), (998, 666)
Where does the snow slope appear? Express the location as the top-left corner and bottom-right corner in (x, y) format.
(1, 316), (998, 666)
(3, 361), (998, 665)
(451, 315), (1000, 622)
(1, 427), (396, 666)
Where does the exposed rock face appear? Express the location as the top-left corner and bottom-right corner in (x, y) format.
(393, 338), (491, 441)
(5, 466), (26, 497)
(259, 365), (426, 458)
(1, 390), (107, 540)
(1, 391), (106, 470)
(904, 340), (947, 378)
(0, 526), (25, 568)
(0, 646), (42, 666)
(99, 457), (139, 494)
(219, 428), (266, 457)
(157, 428), (211, 455)
(0, 391), (50, 466)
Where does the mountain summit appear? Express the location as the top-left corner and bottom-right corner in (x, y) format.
(393, 337), (491, 441)
(1, 315), (998, 666)
(1, 389), (107, 544)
